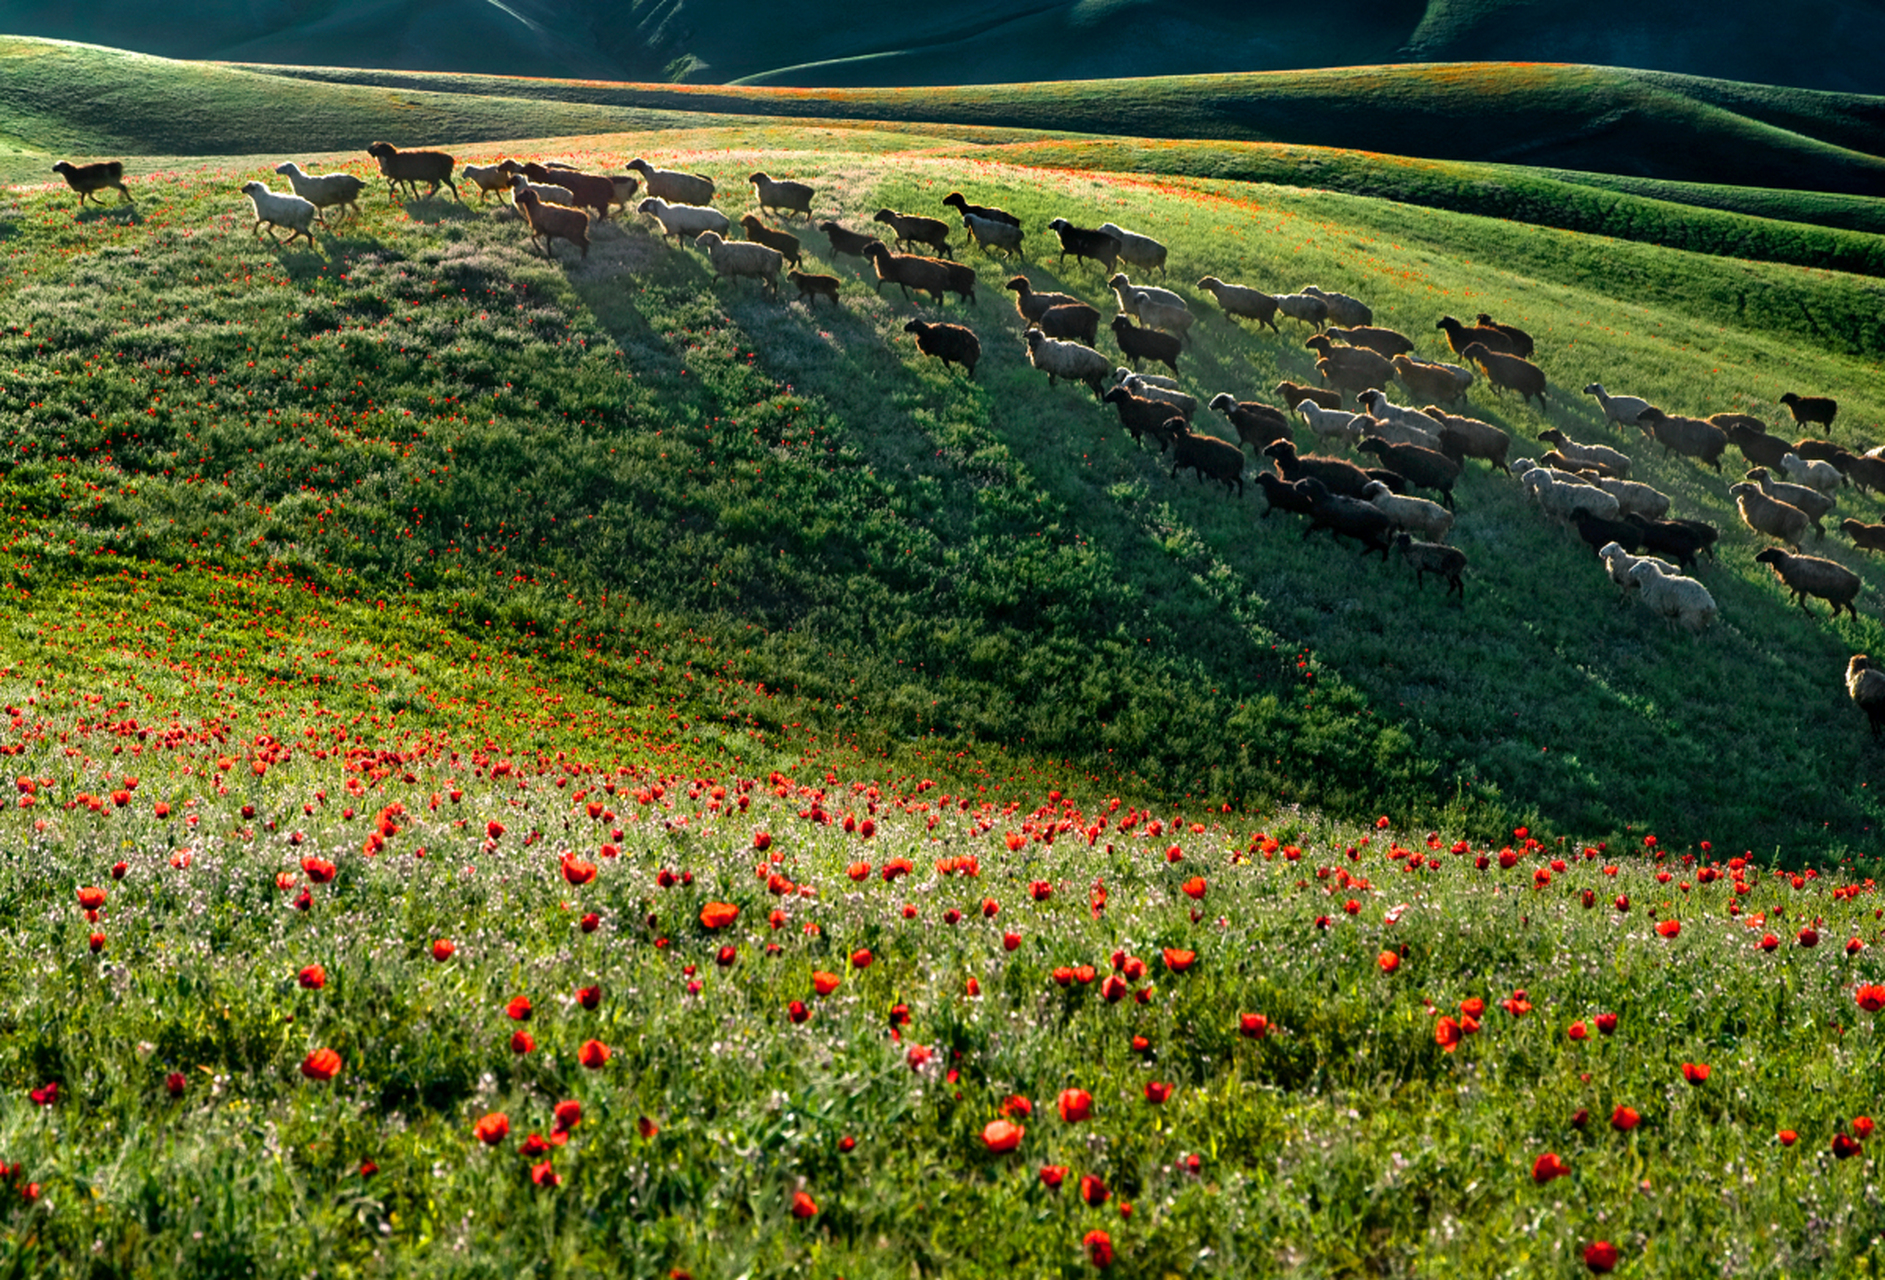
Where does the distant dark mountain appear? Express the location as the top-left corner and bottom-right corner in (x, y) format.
(2, 0), (1884, 94)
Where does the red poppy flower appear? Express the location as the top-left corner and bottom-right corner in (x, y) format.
(1001, 1095), (1033, 1118)
(519, 1133), (550, 1158)
(812, 971), (841, 996)
(300, 1049), (341, 1082)
(1162, 948), (1196, 973)
(1583, 1240), (1620, 1274)
(1434, 1016), (1462, 1053)
(561, 858), (597, 887)
(790, 1190), (817, 1219)
(510, 1030), (535, 1054)
(1501, 996), (1531, 1018)
(1181, 877), (1207, 900)
(297, 965), (326, 991)
(77, 886), (107, 911)
(1855, 1116), (1877, 1140)
(1079, 1173), (1109, 1206)
(1100, 974), (1129, 1002)
(1240, 1013), (1270, 1040)
(578, 1039), (611, 1069)
(28, 1082), (57, 1106)
(1777, 1129), (1798, 1146)
(1377, 951), (1400, 974)
(847, 861), (871, 882)
(301, 856), (336, 884)
(576, 985), (601, 1011)
(1039, 1164), (1067, 1189)
(580, 913), (600, 933)
(700, 902), (740, 930)
(1029, 880), (1052, 901)
(636, 1114), (660, 1138)
(1530, 1152), (1569, 1184)
(531, 1161), (559, 1188)
(1799, 928), (1820, 949)
(1759, 932), (1780, 952)
(1594, 1012), (1617, 1035)
(1566, 1021), (1588, 1041)
(486, 820), (505, 841)
(1656, 919), (1680, 938)
(1856, 985), (1885, 1012)
(432, 939), (455, 962)
(1610, 1106), (1640, 1132)
(165, 1072), (186, 1098)
(1834, 1133), (1864, 1159)
(89, 932), (105, 952)
(1084, 1229), (1114, 1269)
(982, 1120), (1024, 1152)
(552, 1101), (582, 1134)
(1003, 931), (1022, 951)
(788, 1000), (809, 1024)
(1680, 1062), (1710, 1085)
(474, 1113), (511, 1145)
(1143, 1081), (1172, 1105)
(506, 996), (532, 1022)
(1058, 1088), (1093, 1123)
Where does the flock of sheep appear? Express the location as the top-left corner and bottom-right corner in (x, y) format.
(45, 146), (1885, 740)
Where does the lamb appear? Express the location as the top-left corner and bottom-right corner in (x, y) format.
(636, 197), (730, 247)
(513, 189), (590, 262)
(1119, 375), (1195, 420)
(1358, 389), (1443, 449)
(1263, 440), (1376, 500)
(1537, 428), (1631, 479)
(787, 270), (841, 307)
(1298, 478), (1395, 558)
(1364, 481), (1453, 543)
(1275, 381), (1342, 412)
(1630, 408), (1727, 471)
(1460, 343), (1547, 410)
(740, 215), (802, 268)
(1849, 655), (1885, 740)
(1209, 395), (1292, 453)
(1274, 293), (1329, 331)
(941, 192), (1020, 227)
(1583, 383), (1653, 430)
(239, 181), (318, 247)
(1747, 467), (1834, 538)
(1358, 437), (1461, 508)
(1045, 219), (1122, 271)
(749, 172), (814, 220)
(962, 213), (1025, 259)
(1437, 316), (1516, 357)
(818, 221), (881, 265)
(518, 162), (613, 220)
(1299, 286), (1371, 329)
(1168, 427), (1245, 495)
(1255, 473), (1318, 520)
(1111, 315), (1182, 377)
(508, 173), (575, 207)
(462, 162), (514, 202)
(1006, 277), (1082, 326)
(1196, 278), (1279, 331)
(1425, 408), (1510, 472)
(273, 162), (365, 223)
(903, 319), (980, 378)
(1755, 549), (1861, 619)
(1103, 387), (1186, 448)
(1779, 392), (1838, 430)
(1842, 519), (1885, 554)
(52, 160), (130, 206)
(1722, 420), (1792, 470)
(1474, 314), (1535, 358)
(1780, 452), (1843, 495)
(1026, 330), (1111, 398)
(695, 230), (782, 296)
(1594, 477), (1671, 520)
(873, 208), (953, 258)
(1729, 482), (1811, 550)
(1598, 542), (1677, 603)
(1627, 560), (1719, 633)
(1623, 515), (1709, 569)
(1393, 533), (1467, 598)
(626, 159), (714, 207)
(1297, 401), (1368, 450)
(1096, 223), (1168, 275)
(1036, 303), (1100, 346)
(365, 142), (460, 202)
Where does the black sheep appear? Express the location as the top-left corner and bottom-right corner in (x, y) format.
(1046, 218), (1122, 271)
(53, 159), (130, 206)
(817, 221), (881, 265)
(1254, 473), (1317, 520)
(1573, 512), (1642, 556)
(903, 320), (981, 379)
(1168, 426), (1245, 497)
(1264, 440), (1374, 500)
(1298, 478), (1394, 558)
(1357, 437), (1461, 509)
(1623, 514), (1704, 569)
(1780, 393), (1838, 430)
(1393, 532), (1467, 598)
(1036, 303), (1100, 346)
(1209, 395), (1291, 454)
(1111, 315), (1181, 378)
(1723, 422), (1791, 470)
(942, 192), (1020, 227)
(1103, 387), (1183, 449)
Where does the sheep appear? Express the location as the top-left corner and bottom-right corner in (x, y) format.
(1848, 656), (1885, 739)
(1026, 330), (1111, 398)
(1388, 355), (1473, 406)
(1103, 387), (1186, 448)
(788, 270), (841, 307)
(1747, 467), (1834, 538)
(1111, 315), (1181, 377)
(1297, 401), (1368, 450)
(1276, 381), (1343, 412)
(547, 163), (638, 212)
(1306, 336), (1394, 386)
(1274, 293), (1329, 331)
(1300, 286), (1371, 328)
(1120, 375), (1195, 420)
(1210, 395), (1292, 453)
(1264, 440), (1376, 500)
(636, 197), (730, 247)
(1709, 412), (1769, 434)
(365, 142), (460, 201)
(1474, 314), (1535, 358)
(52, 159), (130, 206)
(818, 221), (881, 265)
(626, 159), (714, 207)
(1779, 392), (1838, 430)
(1364, 481), (1453, 543)
(1669, 518), (1721, 561)
(506, 172), (575, 207)
(1298, 478), (1395, 558)
(1635, 408), (1727, 471)
(695, 230), (782, 296)
(1108, 274), (1191, 326)
(1526, 470), (1621, 523)
(1836, 452), (1885, 496)
(1623, 515), (1708, 569)
(1168, 427), (1245, 495)
(1538, 449), (1618, 480)
(1437, 315), (1516, 357)
(273, 162), (365, 223)
(1096, 222), (1168, 275)
(513, 189), (590, 262)
(1332, 326), (1415, 358)
(1583, 383), (1653, 430)
(941, 192), (1020, 227)
(1196, 278), (1279, 331)
(1537, 428), (1630, 479)
(1117, 369), (1179, 391)
(1730, 482), (1811, 550)
(1045, 218), (1122, 271)
(1460, 342), (1547, 410)
(516, 162), (614, 220)
(1723, 420), (1792, 470)
(1794, 438), (1845, 465)
(1358, 389), (1443, 449)
(873, 208), (952, 258)
(1781, 452), (1843, 495)
(1598, 542), (1677, 603)
(1255, 473), (1318, 520)
(1594, 476), (1671, 520)
(1628, 560), (1719, 633)
(1755, 549), (1861, 619)
(1006, 276), (1082, 326)
(1426, 408), (1511, 473)
(749, 172), (814, 220)
(1393, 533), (1467, 598)
(961, 213), (1025, 259)
(1036, 303), (1100, 346)
(238, 181), (318, 247)
(740, 215), (802, 268)
(902, 319), (981, 378)
(1128, 296), (1195, 345)
(462, 162), (514, 202)
(1513, 459), (1595, 492)
(1572, 511), (1643, 557)
(1842, 519), (1885, 554)
(1359, 437), (1461, 508)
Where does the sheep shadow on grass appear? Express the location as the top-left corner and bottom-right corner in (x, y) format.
(76, 204), (141, 227)
(399, 199), (479, 226)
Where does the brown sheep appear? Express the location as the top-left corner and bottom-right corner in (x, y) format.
(1460, 342), (1546, 410)
(1036, 303), (1100, 346)
(366, 143), (460, 202)
(626, 160), (714, 206)
(1357, 437), (1461, 509)
(1209, 394), (1292, 454)
(863, 242), (974, 305)
(1005, 276), (1081, 326)
(818, 221), (880, 265)
(903, 320), (981, 379)
(1780, 392), (1838, 429)
(1168, 426), (1246, 496)
(1103, 387), (1184, 449)
(1848, 655), (1885, 740)
(519, 162), (613, 220)
(1275, 381), (1342, 412)
(513, 189), (589, 262)
(1331, 326), (1415, 358)
(1755, 548), (1861, 618)
(1841, 519), (1885, 554)
(750, 172), (814, 220)
(740, 215), (802, 268)
(1437, 316), (1516, 357)
(788, 270), (840, 307)
(1112, 315), (1181, 377)
(1722, 421), (1792, 470)
(1392, 355), (1473, 406)
(1426, 407), (1510, 472)
(873, 208), (952, 258)
(1636, 408), (1727, 471)
(1474, 313), (1535, 358)
(53, 160), (130, 206)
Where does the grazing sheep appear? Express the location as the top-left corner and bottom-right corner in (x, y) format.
(1274, 293), (1329, 331)
(1598, 542), (1677, 603)
(695, 230), (782, 296)
(788, 270), (840, 307)
(626, 159), (714, 207)
(1622, 514), (1707, 569)
(1779, 392), (1838, 430)
(1747, 468), (1834, 538)
(52, 159), (130, 206)
(1168, 427), (1245, 495)
(1393, 533), (1467, 598)
(1364, 481), (1453, 542)
(1755, 548), (1861, 618)
(1843, 519), (1885, 554)
(1594, 476), (1671, 520)
(508, 173), (575, 207)
(1119, 375), (1195, 420)
(961, 212), (1025, 259)
(1426, 408), (1510, 473)
(1583, 383), (1653, 430)
(1006, 276), (1082, 326)
(1298, 478), (1395, 558)
(1730, 482), (1811, 550)
(1026, 330), (1111, 397)
(1264, 440), (1376, 500)
(1474, 313), (1535, 358)
(1096, 222), (1168, 275)
(1633, 407), (1727, 471)
(749, 172), (814, 220)
(274, 162), (365, 223)
(512, 189), (590, 262)
(740, 215), (803, 268)
(1255, 473), (1318, 520)
(1722, 420), (1793, 470)
(518, 162), (613, 220)
(941, 192), (1020, 227)
(1437, 315), (1516, 357)
(1359, 437), (1461, 508)
(903, 319), (980, 378)
(873, 208), (952, 258)
(239, 181), (318, 247)
(1196, 278), (1279, 331)
(1358, 389), (1443, 449)
(1628, 560), (1719, 633)
(1036, 303), (1100, 346)
(636, 197), (730, 247)
(1276, 381), (1342, 412)
(1847, 655), (1885, 739)
(1572, 511), (1643, 556)
(1210, 395), (1292, 453)
(1537, 428), (1630, 479)
(818, 221), (881, 265)
(1781, 452), (1843, 494)
(1460, 342), (1547, 410)
(1103, 387), (1186, 449)
(365, 142), (460, 201)
(1297, 401), (1368, 450)
(1298, 286), (1371, 329)
(1045, 218), (1122, 271)
(1111, 315), (1182, 377)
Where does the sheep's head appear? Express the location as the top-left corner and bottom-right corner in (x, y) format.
(1003, 276), (1030, 293)
(627, 158), (650, 173)
(871, 208), (897, 223)
(1537, 429), (1565, 444)
(273, 162), (298, 177)
(1209, 393), (1234, 412)
(1754, 548), (1786, 568)
(748, 172), (767, 184)
(1357, 438), (1388, 458)
(635, 197), (663, 214)
(1436, 316), (1458, 330)
(52, 161), (72, 176)
(1047, 217), (1070, 232)
(1262, 441), (1295, 460)
(1747, 468), (1770, 482)
(366, 142), (396, 160)
(1109, 314), (1134, 331)
(693, 230), (723, 248)
(1196, 277), (1220, 290)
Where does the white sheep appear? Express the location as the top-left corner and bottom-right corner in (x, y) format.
(1357, 389), (1443, 449)
(1297, 401), (1367, 449)
(1026, 330), (1111, 397)
(1274, 292), (1329, 331)
(1628, 559), (1719, 633)
(1538, 428), (1631, 479)
(1107, 273), (1186, 320)
(461, 163), (514, 202)
(1195, 277), (1278, 330)
(239, 181), (317, 247)
(1120, 374), (1196, 419)
(1781, 452), (1843, 494)
(961, 212), (1025, 259)
(1096, 222), (1167, 275)
(273, 163), (365, 224)
(1128, 294), (1195, 345)
(1598, 542), (1678, 602)
(1583, 383), (1653, 429)
(694, 230), (782, 296)
(1114, 367), (1178, 391)
(1363, 480), (1453, 542)
(1525, 470), (1620, 522)
(1513, 459), (1596, 491)
(1300, 285), (1371, 328)
(637, 196), (730, 247)
(510, 173), (575, 207)
(1594, 477), (1671, 520)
